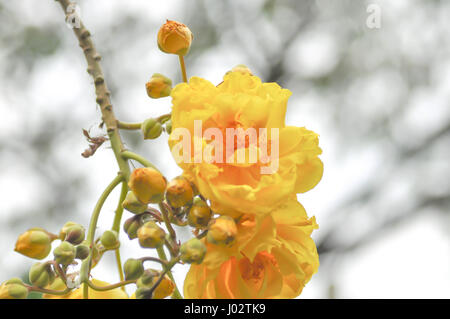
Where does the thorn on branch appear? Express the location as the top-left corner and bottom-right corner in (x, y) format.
(81, 129), (108, 158)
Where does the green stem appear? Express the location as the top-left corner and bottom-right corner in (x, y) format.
(117, 121), (142, 130)
(80, 174), (124, 298)
(121, 151), (159, 171)
(28, 286), (72, 296)
(87, 279), (135, 291)
(112, 181), (128, 290)
(156, 247), (182, 299)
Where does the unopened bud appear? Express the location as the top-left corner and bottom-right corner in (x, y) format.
(0, 279), (28, 299)
(142, 118), (163, 140)
(157, 20), (193, 56)
(137, 221), (166, 248)
(136, 269), (174, 299)
(188, 198), (212, 228)
(123, 259), (144, 281)
(145, 73), (172, 99)
(63, 224), (85, 245)
(165, 176), (194, 208)
(122, 191), (148, 214)
(29, 263), (54, 288)
(180, 238), (207, 264)
(100, 230), (120, 250)
(53, 241), (76, 266)
(128, 168), (167, 204)
(165, 120), (172, 134)
(14, 227), (55, 260)
(228, 64), (253, 75)
(207, 215), (237, 246)
(123, 217), (140, 240)
(75, 243), (90, 260)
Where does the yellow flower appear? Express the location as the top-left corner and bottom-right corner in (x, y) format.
(183, 198), (319, 299)
(157, 20), (193, 56)
(43, 279), (128, 299)
(169, 72), (323, 217)
(14, 228), (55, 260)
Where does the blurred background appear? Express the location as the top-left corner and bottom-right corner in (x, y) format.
(0, 0), (448, 298)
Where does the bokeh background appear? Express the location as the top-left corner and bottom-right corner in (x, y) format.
(0, 0), (449, 298)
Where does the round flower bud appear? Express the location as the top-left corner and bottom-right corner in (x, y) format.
(142, 118), (163, 140)
(145, 73), (172, 99)
(14, 227), (55, 260)
(0, 279), (28, 299)
(157, 20), (193, 56)
(228, 64), (252, 75)
(62, 223), (85, 245)
(122, 191), (148, 214)
(136, 270), (174, 299)
(207, 215), (237, 246)
(135, 287), (152, 299)
(165, 120), (172, 134)
(137, 221), (166, 248)
(180, 238), (207, 264)
(53, 241), (76, 266)
(128, 167), (167, 204)
(75, 243), (90, 260)
(187, 198), (212, 228)
(123, 259), (144, 281)
(165, 176), (194, 208)
(123, 217), (140, 240)
(100, 230), (120, 250)
(29, 263), (54, 288)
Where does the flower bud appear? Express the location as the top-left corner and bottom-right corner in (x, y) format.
(180, 238), (207, 264)
(14, 227), (55, 260)
(207, 215), (237, 246)
(0, 279), (28, 299)
(29, 263), (54, 288)
(165, 176), (194, 208)
(128, 168), (167, 204)
(187, 198), (212, 228)
(123, 217), (141, 240)
(228, 64), (252, 75)
(157, 20), (193, 56)
(137, 221), (166, 248)
(142, 118), (163, 140)
(53, 241), (76, 266)
(165, 120), (172, 134)
(136, 270), (174, 299)
(123, 259), (144, 281)
(100, 230), (120, 250)
(61, 223), (85, 245)
(75, 243), (90, 260)
(145, 73), (172, 99)
(122, 191), (148, 214)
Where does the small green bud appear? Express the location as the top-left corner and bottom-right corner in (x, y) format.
(123, 259), (144, 281)
(75, 244), (90, 260)
(188, 198), (212, 228)
(123, 217), (140, 240)
(136, 269), (158, 288)
(180, 238), (207, 264)
(145, 73), (172, 99)
(5, 278), (23, 285)
(14, 227), (55, 260)
(100, 230), (120, 250)
(135, 287), (152, 299)
(0, 279), (28, 299)
(29, 263), (53, 288)
(53, 241), (76, 266)
(137, 222), (166, 248)
(122, 191), (148, 214)
(165, 120), (172, 134)
(142, 118), (163, 140)
(64, 225), (86, 245)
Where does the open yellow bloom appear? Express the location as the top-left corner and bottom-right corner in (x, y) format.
(169, 72), (323, 217)
(184, 198), (319, 299)
(43, 279), (128, 299)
